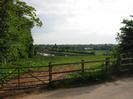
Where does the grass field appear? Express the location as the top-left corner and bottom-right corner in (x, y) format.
(31, 50), (110, 66)
(17, 55), (106, 67)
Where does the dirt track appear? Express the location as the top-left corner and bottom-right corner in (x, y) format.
(16, 77), (133, 99)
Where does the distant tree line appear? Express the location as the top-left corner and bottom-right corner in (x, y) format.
(0, 0), (42, 63)
(35, 44), (115, 55)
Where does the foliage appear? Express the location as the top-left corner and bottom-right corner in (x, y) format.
(117, 18), (133, 56)
(0, 0), (42, 63)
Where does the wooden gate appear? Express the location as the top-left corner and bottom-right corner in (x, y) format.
(0, 65), (49, 96)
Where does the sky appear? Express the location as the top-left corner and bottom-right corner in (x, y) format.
(23, 0), (133, 44)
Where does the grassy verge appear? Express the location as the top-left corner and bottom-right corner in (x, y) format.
(50, 68), (107, 89)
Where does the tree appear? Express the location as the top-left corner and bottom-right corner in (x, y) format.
(0, 0), (42, 63)
(117, 17), (133, 56)
(0, 0), (10, 63)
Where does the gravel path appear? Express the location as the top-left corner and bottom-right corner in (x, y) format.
(16, 77), (133, 99)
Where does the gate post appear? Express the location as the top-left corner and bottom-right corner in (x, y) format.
(48, 62), (52, 85)
(117, 55), (121, 75)
(81, 60), (85, 76)
(105, 57), (110, 76)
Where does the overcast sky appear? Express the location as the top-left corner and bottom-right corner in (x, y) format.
(23, 0), (133, 44)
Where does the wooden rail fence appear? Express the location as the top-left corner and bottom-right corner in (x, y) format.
(48, 58), (112, 83)
(0, 57), (133, 95)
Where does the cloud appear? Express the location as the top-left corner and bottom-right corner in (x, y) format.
(98, 0), (119, 3)
(23, 0), (133, 44)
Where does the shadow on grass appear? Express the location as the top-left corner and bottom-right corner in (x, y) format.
(48, 75), (109, 90)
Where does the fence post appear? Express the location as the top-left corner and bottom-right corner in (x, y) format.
(48, 62), (52, 85)
(117, 55), (121, 75)
(81, 60), (85, 76)
(105, 57), (110, 76)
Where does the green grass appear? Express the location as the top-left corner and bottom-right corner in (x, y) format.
(94, 50), (110, 55)
(16, 55), (105, 67)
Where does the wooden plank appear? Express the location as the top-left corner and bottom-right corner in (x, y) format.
(51, 62), (81, 66)
(121, 63), (133, 66)
(85, 68), (102, 71)
(52, 69), (81, 74)
(0, 66), (48, 69)
(122, 58), (133, 61)
(27, 70), (48, 73)
(120, 69), (132, 72)
(18, 65), (48, 68)
(84, 59), (106, 63)
(51, 59), (106, 67)
(20, 75), (49, 79)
